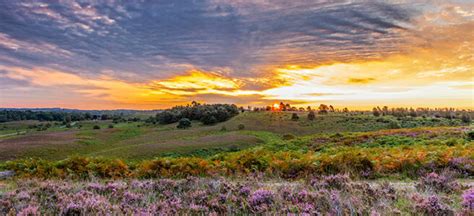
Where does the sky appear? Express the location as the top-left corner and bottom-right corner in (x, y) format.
(0, 0), (473, 110)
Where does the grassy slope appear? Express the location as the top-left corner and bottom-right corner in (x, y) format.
(0, 112), (468, 161)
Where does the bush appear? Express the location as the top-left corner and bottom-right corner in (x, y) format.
(416, 172), (460, 193)
(108, 124), (114, 129)
(93, 125), (101, 130)
(177, 118), (191, 129)
(467, 131), (474, 141)
(461, 113), (471, 123)
(282, 134), (295, 140)
(291, 113), (299, 121)
(387, 120), (401, 129)
(307, 111), (315, 121)
(238, 124), (245, 130)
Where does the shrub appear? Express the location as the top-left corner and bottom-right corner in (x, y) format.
(282, 134), (295, 140)
(467, 131), (474, 141)
(307, 111), (315, 121)
(177, 118), (191, 129)
(387, 120), (401, 129)
(93, 125), (101, 130)
(461, 113), (471, 123)
(238, 124), (245, 130)
(462, 188), (474, 212)
(108, 124), (114, 129)
(291, 113), (299, 121)
(412, 194), (453, 215)
(416, 172), (460, 193)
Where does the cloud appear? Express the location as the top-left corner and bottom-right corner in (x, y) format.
(0, 1), (473, 109)
(348, 78), (376, 84)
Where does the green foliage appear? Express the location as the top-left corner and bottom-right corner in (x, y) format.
(156, 102), (239, 125)
(93, 125), (101, 130)
(177, 118), (192, 129)
(108, 124), (114, 129)
(388, 120), (401, 129)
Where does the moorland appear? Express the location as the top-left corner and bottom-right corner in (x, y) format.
(0, 103), (472, 215)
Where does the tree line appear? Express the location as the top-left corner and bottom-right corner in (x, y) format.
(0, 110), (124, 123)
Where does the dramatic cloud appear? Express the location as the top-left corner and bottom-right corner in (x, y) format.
(0, 0), (472, 109)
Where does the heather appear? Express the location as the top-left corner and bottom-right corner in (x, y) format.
(1, 174), (472, 215)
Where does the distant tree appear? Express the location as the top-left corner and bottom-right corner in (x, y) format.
(382, 106), (389, 116)
(308, 111), (316, 121)
(291, 113), (299, 121)
(329, 105), (335, 112)
(342, 108), (349, 113)
(93, 125), (101, 130)
(108, 124), (114, 128)
(372, 107), (381, 117)
(280, 102), (286, 111)
(101, 114), (109, 120)
(306, 106), (312, 112)
(461, 113), (471, 123)
(298, 107), (305, 112)
(409, 108), (417, 117)
(318, 104), (329, 114)
(177, 118), (191, 129)
(65, 115), (72, 123)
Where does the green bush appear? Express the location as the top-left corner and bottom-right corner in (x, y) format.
(93, 125), (101, 130)
(177, 118), (191, 129)
(388, 120), (401, 129)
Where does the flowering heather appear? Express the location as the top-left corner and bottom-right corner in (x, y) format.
(462, 188), (474, 211)
(412, 194), (454, 215)
(416, 172), (460, 193)
(0, 177), (470, 215)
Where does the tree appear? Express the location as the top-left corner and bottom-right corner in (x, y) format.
(342, 108), (349, 113)
(291, 113), (299, 121)
(93, 125), (101, 130)
(372, 107), (381, 117)
(308, 111), (316, 121)
(177, 118), (191, 129)
(409, 108), (417, 117)
(306, 106), (312, 112)
(318, 104), (329, 114)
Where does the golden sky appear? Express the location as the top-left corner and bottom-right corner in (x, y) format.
(0, 1), (473, 109)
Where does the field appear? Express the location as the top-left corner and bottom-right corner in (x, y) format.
(0, 111), (473, 215)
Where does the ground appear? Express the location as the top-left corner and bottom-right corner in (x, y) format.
(0, 112), (466, 161)
(0, 111), (472, 215)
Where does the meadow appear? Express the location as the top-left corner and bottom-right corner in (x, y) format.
(0, 109), (473, 215)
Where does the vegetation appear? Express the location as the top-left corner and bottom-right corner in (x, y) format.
(155, 102), (239, 125)
(1, 173), (472, 215)
(0, 104), (472, 215)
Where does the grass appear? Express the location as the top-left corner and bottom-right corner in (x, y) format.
(0, 112), (470, 162)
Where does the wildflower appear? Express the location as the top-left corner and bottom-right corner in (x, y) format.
(462, 188), (474, 211)
(17, 205), (40, 216)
